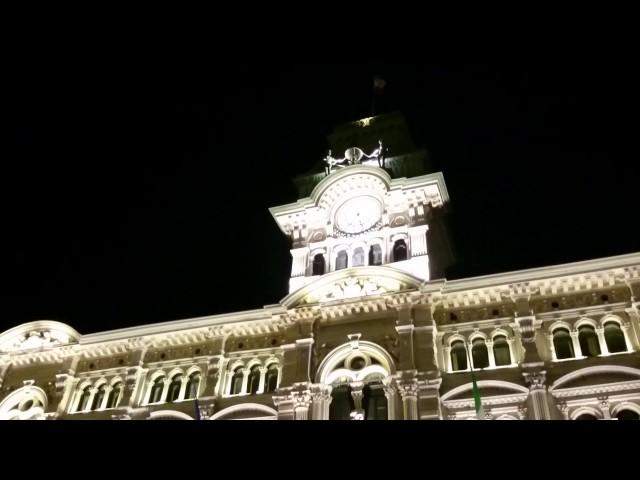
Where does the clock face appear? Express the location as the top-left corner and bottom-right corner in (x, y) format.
(334, 196), (382, 234)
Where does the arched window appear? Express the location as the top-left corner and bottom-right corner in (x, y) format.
(230, 367), (244, 395)
(392, 239), (407, 262)
(578, 325), (600, 357)
(265, 364), (279, 393)
(0, 388), (48, 420)
(363, 382), (387, 420)
(369, 244), (382, 266)
(106, 382), (123, 409)
(185, 372), (200, 400)
(450, 341), (468, 371)
(248, 365), (261, 394)
(149, 376), (166, 404)
(352, 247), (365, 267)
(76, 386), (92, 412)
(493, 336), (511, 366)
(91, 384), (107, 411)
(553, 329), (574, 359)
(312, 254), (325, 275)
(575, 414), (598, 420)
(336, 250), (348, 270)
(604, 322), (627, 353)
(329, 384), (354, 420)
(616, 409), (639, 420)
(471, 338), (489, 369)
(167, 374), (183, 402)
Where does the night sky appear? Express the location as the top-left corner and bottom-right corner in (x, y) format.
(3, 61), (639, 335)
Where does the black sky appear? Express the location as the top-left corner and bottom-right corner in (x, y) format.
(3, 60), (639, 334)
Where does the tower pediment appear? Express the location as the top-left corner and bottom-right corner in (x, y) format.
(280, 266), (423, 308)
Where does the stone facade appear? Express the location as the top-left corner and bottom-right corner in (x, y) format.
(2, 115), (639, 420)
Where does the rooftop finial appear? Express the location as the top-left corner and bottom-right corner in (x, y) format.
(323, 140), (387, 176)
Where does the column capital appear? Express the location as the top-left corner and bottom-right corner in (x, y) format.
(197, 401), (215, 420)
(309, 384), (332, 402)
(291, 391), (312, 408)
(396, 379), (419, 399)
(522, 370), (547, 391)
(517, 406), (527, 420)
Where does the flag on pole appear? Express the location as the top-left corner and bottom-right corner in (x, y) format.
(470, 369), (484, 420)
(194, 396), (201, 421)
(373, 76), (386, 93)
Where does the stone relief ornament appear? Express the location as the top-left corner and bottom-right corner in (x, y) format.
(0, 329), (72, 353)
(299, 276), (406, 305)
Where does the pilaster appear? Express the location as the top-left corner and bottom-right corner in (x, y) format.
(522, 369), (552, 420)
(310, 384), (332, 420)
(396, 371), (419, 420)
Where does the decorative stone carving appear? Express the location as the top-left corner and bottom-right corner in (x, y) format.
(197, 402), (215, 420)
(396, 379), (419, 399)
(1, 330), (72, 353)
(299, 276), (406, 305)
(523, 371), (547, 391)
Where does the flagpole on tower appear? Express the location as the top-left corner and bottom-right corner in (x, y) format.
(372, 76), (386, 116)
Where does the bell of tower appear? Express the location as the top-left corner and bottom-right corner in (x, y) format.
(270, 112), (453, 295)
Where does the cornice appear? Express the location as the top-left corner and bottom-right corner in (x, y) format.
(551, 380), (640, 399)
(443, 393), (528, 409)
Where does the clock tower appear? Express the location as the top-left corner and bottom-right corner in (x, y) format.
(270, 112), (452, 295)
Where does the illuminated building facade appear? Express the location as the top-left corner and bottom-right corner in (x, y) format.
(1, 113), (639, 420)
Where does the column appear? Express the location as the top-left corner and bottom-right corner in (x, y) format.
(595, 327), (609, 355)
(408, 225), (428, 257)
(349, 381), (364, 420)
(179, 376), (190, 400)
(0, 363), (9, 391)
(486, 340), (496, 367)
(507, 339), (517, 364)
(86, 387), (99, 412)
(160, 378), (172, 403)
(310, 384), (332, 420)
(273, 393), (295, 421)
(292, 391), (312, 420)
(101, 385), (114, 410)
(290, 248), (307, 277)
(522, 370), (551, 420)
(240, 368), (250, 395)
(443, 346), (452, 372)
(570, 330), (583, 358)
(257, 366), (268, 394)
(383, 378), (397, 420)
(621, 323), (634, 352)
(397, 379), (419, 420)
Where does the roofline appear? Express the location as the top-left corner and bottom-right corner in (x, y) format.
(430, 251), (640, 294)
(80, 305), (288, 344)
